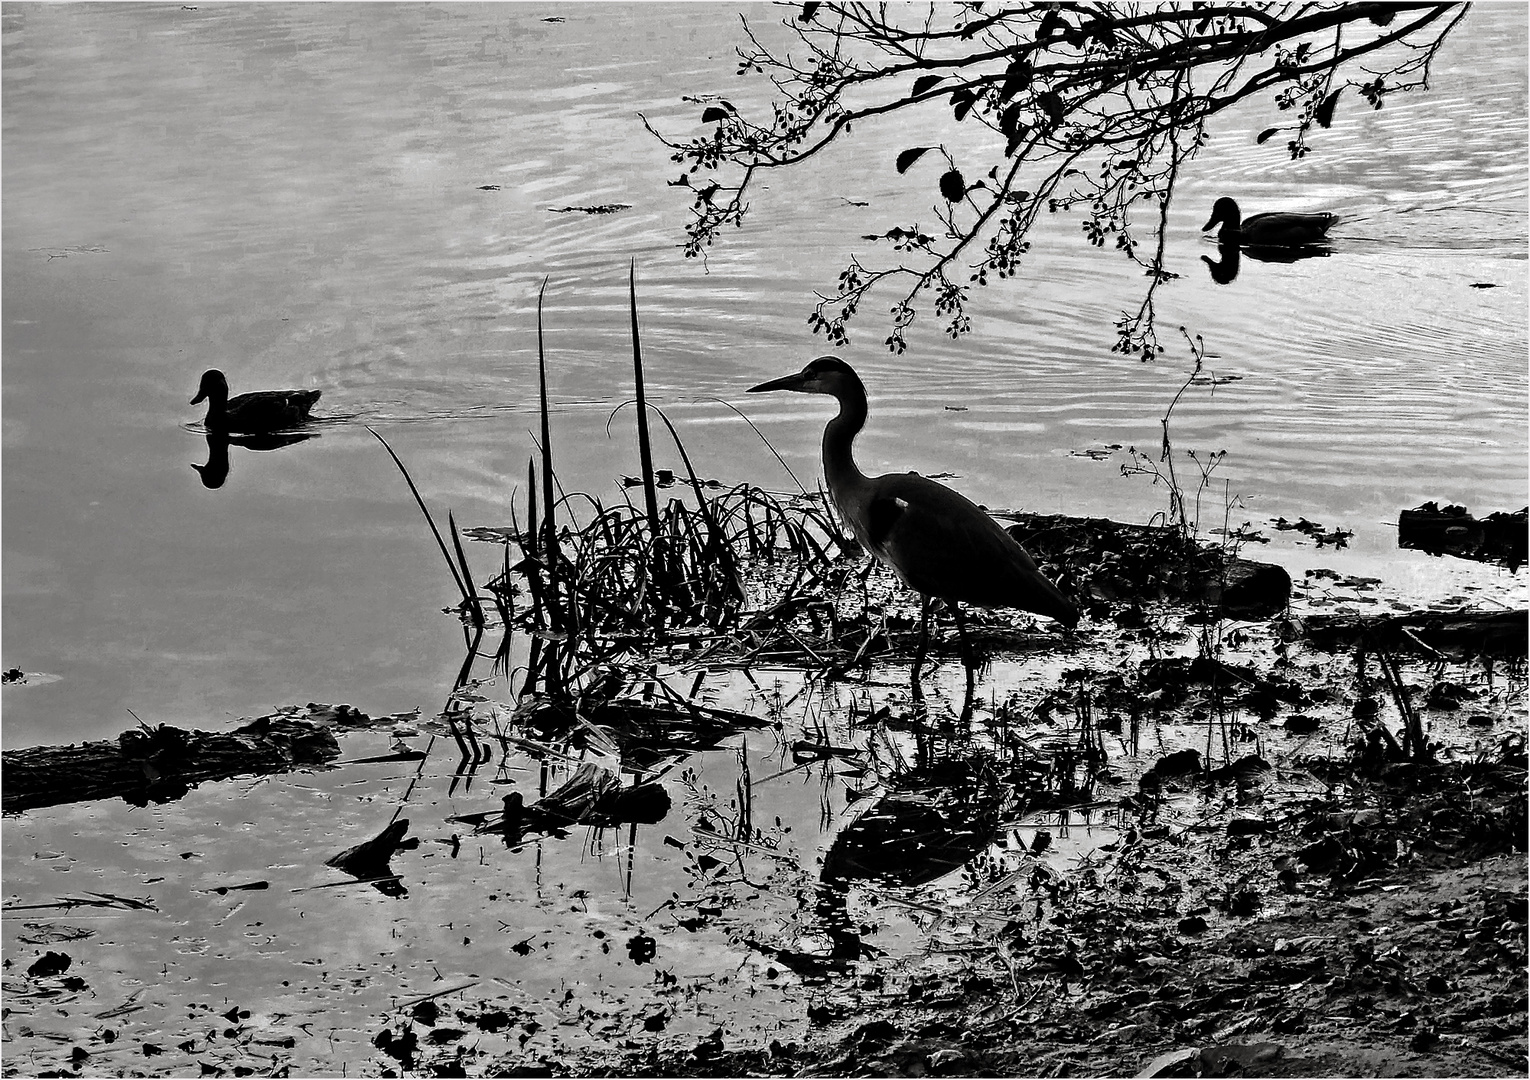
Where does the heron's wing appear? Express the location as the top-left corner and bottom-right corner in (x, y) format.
(866, 473), (1075, 624)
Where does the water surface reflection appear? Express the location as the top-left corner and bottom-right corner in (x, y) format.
(2, 4), (1524, 745)
(190, 430), (318, 490)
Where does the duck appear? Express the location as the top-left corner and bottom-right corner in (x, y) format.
(1201, 197), (1337, 247)
(190, 369), (321, 433)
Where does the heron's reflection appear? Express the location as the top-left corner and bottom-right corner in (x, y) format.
(811, 755), (1007, 960)
(191, 430), (316, 489)
(1202, 240), (1332, 285)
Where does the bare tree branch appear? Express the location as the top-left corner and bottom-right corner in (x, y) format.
(647, 1), (1467, 355)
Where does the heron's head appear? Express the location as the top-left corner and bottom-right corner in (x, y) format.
(190, 369), (229, 405)
(747, 356), (863, 398)
(1202, 197), (1240, 232)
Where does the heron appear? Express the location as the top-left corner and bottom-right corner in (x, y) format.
(1201, 197), (1337, 248)
(748, 356), (1078, 698)
(190, 369), (321, 434)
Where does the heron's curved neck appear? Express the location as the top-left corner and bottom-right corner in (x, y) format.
(822, 388), (870, 498)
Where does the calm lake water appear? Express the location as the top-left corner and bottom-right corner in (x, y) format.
(1, 5), (1526, 1071)
(4, 3), (1526, 747)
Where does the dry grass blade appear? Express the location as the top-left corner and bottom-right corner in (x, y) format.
(536, 279), (564, 637)
(629, 261), (663, 545)
(368, 426), (472, 608)
(447, 510), (485, 628)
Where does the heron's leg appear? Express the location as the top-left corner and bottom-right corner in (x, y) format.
(953, 604), (976, 717)
(910, 594), (932, 701)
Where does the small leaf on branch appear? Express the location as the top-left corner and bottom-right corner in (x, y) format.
(895, 146), (934, 174)
(913, 74), (945, 97)
(1256, 127), (1281, 144)
(1037, 90), (1065, 125)
(1369, 7), (1397, 25)
(998, 59), (1032, 102)
(798, 1), (820, 21)
(1314, 88), (1342, 128)
(950, 87), (978, 122)
(999, 102), (1023, 137)
(700, 106), (733, 124)
(939, 168), (966, 203)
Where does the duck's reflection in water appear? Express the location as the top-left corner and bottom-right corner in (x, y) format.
(1202, 240), (1332, 285)
(191, 430), (317, 489)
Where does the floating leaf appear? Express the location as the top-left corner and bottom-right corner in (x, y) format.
(895, 146), (934, 174)
(1314, 87), (1342, 128)
(939, 168), (966, 203)
(912, 74), (945, 97)
(1256, 126), (1281, 144)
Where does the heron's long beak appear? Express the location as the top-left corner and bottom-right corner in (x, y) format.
(747, 372), (809, 394)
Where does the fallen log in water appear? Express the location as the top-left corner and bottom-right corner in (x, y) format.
(1398, 502), (1527, 571)
(1, 716), (340, 814)
(1298, 608), (1527, 660)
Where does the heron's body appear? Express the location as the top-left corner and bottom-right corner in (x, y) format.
(1202, 197), (1337, 248)
(191, 369), (320, 434)
(749, 357), (1078, 630)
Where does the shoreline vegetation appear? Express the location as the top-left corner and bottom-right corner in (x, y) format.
(3, 279), (1524, 1078)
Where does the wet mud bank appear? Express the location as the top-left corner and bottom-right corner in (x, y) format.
(4, 467), (1525, 1079)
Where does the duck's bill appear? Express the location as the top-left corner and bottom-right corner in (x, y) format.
(747, 372), (808, 394)
(1200, 217), (1217, 231)
(190, 390), (207, 404)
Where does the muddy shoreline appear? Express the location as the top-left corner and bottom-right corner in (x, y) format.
(4, 504), (1526, 1079)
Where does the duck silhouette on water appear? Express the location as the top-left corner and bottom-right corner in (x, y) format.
(1202, 197), (1337, 248)
(190, 369), (321, 433)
